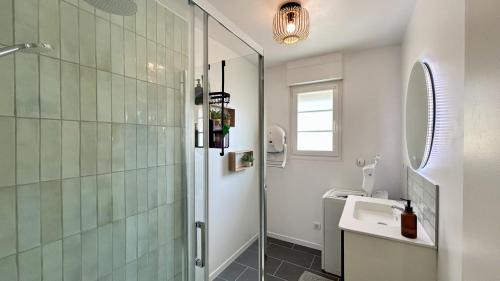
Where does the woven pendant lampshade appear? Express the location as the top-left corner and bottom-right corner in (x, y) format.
(273, 2), (310, 45)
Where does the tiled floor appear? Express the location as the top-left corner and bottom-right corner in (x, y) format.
(215, 237), (340, 281)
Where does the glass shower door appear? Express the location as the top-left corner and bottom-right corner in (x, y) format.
(207, 18), (261, 281)
(191, 4), (264, 281)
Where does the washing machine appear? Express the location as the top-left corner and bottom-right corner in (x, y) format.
(322, 189), (366, 276)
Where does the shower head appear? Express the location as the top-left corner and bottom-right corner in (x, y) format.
(0, 43), (52, 58)
(83, 0), (137, 16)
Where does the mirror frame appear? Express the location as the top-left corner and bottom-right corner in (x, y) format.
(406, 61), (436, 170)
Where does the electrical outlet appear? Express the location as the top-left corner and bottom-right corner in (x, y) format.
(313, 222), (321, 230)
(356, 158), (366, 167)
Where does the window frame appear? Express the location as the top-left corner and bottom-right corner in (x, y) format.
(290, 80), (342, 159)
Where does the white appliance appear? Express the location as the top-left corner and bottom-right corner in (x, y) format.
(322, 189), (366, 276)
(267, 125), (287, 168)
(267, 125), (286, 153)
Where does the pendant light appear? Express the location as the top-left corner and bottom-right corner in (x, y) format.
(273, 2), (310, 45)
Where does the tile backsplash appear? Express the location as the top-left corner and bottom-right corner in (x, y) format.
(0, 0), (189, 280)
(407, 167), (439, 246)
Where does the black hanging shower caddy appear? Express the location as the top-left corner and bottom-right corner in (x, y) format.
(209, 60), (230, 155)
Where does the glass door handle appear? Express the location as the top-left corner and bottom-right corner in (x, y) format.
(195, 221), (206, 267)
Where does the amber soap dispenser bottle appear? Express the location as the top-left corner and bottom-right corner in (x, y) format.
(400, 198), (417, 239)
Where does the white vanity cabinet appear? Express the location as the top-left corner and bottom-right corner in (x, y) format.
(343, 231), (437, 281)
(339, 196), (437, 281)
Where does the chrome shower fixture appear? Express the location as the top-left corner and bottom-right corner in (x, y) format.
(83, 0), (137, 16)
(0, 43), (52, 58)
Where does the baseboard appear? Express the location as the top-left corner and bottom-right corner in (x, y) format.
(267, 231), (322, 250)
(209, 233), (259, 281)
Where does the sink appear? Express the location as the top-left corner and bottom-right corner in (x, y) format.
(339, 196), (435, 248)
(353, 201), (400, 227)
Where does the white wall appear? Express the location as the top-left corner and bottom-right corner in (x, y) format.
(401, 1), (464, 280)
(463, 0), (500, 279)
(203, 55), (260, 277)
(266, 45), (402, 248)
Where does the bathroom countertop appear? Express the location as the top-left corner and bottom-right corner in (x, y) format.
(339, 196), (436, 249)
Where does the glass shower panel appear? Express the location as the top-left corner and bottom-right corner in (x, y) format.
(0, 0), (191, 280)
(206, 16), (261, 281)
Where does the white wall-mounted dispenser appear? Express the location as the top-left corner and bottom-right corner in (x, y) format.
(267, 125), (287, 168)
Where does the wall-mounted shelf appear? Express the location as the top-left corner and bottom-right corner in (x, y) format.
(209, 91), (230, 105)
(228, 150), (254, 172)
(210, 60), (229, 156)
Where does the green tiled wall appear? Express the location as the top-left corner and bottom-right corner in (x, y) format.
(0, 0), (189, 280)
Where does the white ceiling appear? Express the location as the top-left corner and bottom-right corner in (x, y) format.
(205, 0), (416, 66)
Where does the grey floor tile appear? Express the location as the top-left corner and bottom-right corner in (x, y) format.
(310, 255), (322, 272)
(267, 244), (288, 260)
(219, 262), (246, 281)
(306, 270), (339, 281)
(275, 261), (305, 281)
(266, 274), (286, 281)
(236, 268), (257, 281)
(235, 249), (258, 269)
(248, 240), (258, 252)
(265, 257), (281, 275)
(221, 238), (338, 281)
(268, 237), (293, 248)
(292, 244), (321, 256)
(267, 244), (314, 268)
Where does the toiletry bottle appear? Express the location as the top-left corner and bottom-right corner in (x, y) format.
(400, 198), (417, 239)
(194, 78), (203, 105)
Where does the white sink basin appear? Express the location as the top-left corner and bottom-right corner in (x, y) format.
(353, 201), (400, 227)
(339, 196), (435, 248)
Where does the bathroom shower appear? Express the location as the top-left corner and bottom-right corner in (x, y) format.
(0, 0), (265, 280)
(0, 0), (192, 280)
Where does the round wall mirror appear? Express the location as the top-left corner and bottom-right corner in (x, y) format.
(405, 61), (435, 170)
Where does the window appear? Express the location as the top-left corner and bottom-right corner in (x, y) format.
(291, 81), (341, 157)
